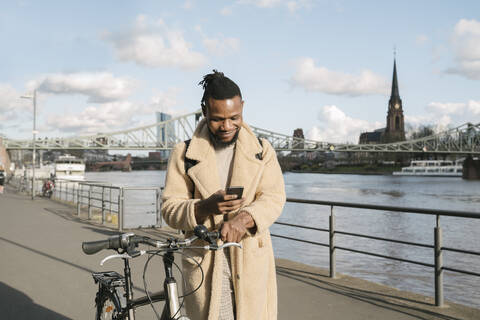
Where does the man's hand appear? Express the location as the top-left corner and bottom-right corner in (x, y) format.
(221, 211), (255, 243)
(195, 190), (245, 224)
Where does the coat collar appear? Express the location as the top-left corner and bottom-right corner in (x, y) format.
(185, 119), (263, 199)
(185, 118), (263, 162)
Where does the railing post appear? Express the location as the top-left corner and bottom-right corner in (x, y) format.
(156, 188), (161, 227)
(434, 214), (444, 307)
(101, 186), (105, 225)
(329, 205), (336, 278)
(87, 186), (92, 220)
(118, 188), (124, 232)
(76, 184), (81, 215)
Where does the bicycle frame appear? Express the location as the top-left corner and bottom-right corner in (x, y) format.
(94, 250), (184, 320)
(84, 226), (241, 320)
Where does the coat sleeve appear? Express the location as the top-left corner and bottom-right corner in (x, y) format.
(161, 143), (200, 231)
(241, 139), (286, 235)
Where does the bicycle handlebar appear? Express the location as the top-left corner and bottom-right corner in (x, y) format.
(82, 225), (223, 255)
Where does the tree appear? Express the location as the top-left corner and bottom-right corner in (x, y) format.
(407, 124), (435, 140)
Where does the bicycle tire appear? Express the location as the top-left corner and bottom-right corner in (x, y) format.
(95, 289), (122, 320)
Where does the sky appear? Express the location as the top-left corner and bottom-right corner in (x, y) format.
(1, 0), (480, 145)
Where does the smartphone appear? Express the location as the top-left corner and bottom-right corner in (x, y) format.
(226, 186), (244, 199)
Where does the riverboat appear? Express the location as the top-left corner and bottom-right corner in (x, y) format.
(393, 159), (463, 177)
(54, 154), (85, 181)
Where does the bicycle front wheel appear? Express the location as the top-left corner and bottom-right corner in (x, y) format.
(96, 290), (122, 320)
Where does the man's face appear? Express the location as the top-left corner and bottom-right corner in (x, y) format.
(203, 95), (244, 145)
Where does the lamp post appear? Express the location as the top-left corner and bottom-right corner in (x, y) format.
(21, 90), (37, 200)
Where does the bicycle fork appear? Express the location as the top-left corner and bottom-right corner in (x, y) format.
(163, 251), (182, 319)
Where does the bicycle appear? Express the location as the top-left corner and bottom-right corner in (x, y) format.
(82, 225), (241, 320)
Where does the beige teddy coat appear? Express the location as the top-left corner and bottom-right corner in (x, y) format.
(161, 118), (286, 320)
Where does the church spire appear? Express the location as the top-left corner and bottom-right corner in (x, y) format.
(390, 58), (400, 100)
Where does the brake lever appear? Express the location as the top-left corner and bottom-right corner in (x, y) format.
(204, 242), (242, 251)
(100, 250), (146, 266)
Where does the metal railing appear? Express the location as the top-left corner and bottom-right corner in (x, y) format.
(272, 198), (480, 307)
(7, 175), (43, 194)
(54, 181), (161, 232)
(8, 177), (161, 232)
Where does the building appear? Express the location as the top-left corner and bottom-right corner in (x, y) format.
(359, 128), (385, 144)
(293, 128), (305, 150)
(359, 58), (406, 144)
(156, 112), (174, 160)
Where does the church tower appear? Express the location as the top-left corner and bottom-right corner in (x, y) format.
(382, 58), (406, 143)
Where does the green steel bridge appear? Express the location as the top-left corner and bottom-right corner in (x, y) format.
(2, 110), (480, 154)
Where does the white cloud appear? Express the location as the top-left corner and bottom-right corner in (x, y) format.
(237, 0), (311, 11)
(290, 58), (389, 96)
(426, 102), (466, 115)
(46, 101), (136, 134)
(45, 88), (180, 134)
(286, 1), (299, 12)
(103, 15), (206, 70)
(446, 19), (480, 80)
(202, 35), (240, 56)
(406, 99), (480, 133)
(416, 34), (428, 46)
(405, 114), (452, 133)
(306, 105), (383, 143)
(0, 84), (30, 112)
(240, 0), (283, 8)
(0, 84), (31, 125)
(220, 6), (233, 15)
(182, 0), (193, 9)
(28, 72), (137, 103)
(467, 99), (480, 115)
(195, 26), (240, 56)
(426, 100), (480, 117)
(143, 88), (181, 115)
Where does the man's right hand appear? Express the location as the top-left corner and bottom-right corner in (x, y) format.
(195, 190), (245, 224)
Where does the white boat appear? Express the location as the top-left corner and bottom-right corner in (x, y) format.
(54, 154), (85, 181)
(393, 159), (463, 177)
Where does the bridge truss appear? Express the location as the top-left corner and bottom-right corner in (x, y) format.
(2, 111), (480, 155)
(251, 122), (480, 154)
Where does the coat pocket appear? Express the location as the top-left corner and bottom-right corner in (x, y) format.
(243, 232), (269, 257)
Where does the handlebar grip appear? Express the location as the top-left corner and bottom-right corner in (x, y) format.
(193, 225), (221, 245)
(82, 240), (111, 255)
(82, 235), (123, 255)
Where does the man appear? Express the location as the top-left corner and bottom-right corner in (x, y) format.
(161, 70), (286, 320)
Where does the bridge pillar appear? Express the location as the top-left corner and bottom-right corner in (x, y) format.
(463, 155), (480, 180)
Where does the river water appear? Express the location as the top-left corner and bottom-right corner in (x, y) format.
(85, 170), (480, 308)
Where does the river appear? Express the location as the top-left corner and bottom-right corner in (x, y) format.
(85, 170), (480, 308)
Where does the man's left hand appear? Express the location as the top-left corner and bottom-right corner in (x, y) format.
(220, 211), (255, 243)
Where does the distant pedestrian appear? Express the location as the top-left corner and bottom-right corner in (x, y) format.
(0, 171), (5, 194)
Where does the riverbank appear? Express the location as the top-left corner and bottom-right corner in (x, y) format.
(289, 164), (402, 175)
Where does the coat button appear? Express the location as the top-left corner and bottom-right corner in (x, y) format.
(236, 274), (240, 280)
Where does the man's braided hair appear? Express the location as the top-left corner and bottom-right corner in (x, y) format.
(199, 70), (242, 110)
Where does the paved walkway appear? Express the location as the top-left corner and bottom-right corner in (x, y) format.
(0, 188), (478, 319)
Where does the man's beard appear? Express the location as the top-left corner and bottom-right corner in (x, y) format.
(208, 128), (240, 148)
